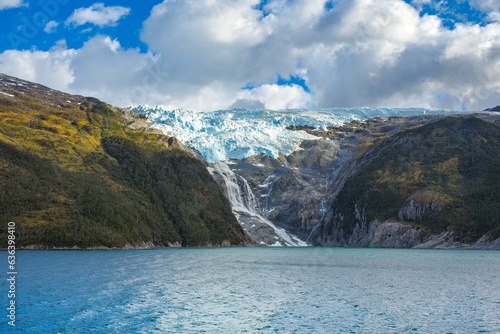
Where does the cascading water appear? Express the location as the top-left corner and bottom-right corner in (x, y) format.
(208, 161), (307, 246)
(211, 162), (258, 212)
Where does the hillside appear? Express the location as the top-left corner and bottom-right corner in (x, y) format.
(315, 116), (500, 247)
(0, 74), (252, 248)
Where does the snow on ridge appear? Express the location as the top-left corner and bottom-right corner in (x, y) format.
(128, 106), (470, 163)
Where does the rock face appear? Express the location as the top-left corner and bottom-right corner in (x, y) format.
(229, 138), (347, 241)
(316, 217), (500, 250)
(398, 192), (443, 221)
(470, 235), (500, 250)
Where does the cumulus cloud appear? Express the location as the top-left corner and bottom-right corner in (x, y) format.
(0, 0), (499, 111)
(469, 0), (500, 22)
(141, 0), (273, 88)
(469, 0), (500, 12)
(135, 0), (500, 110)
(0, 0), (24, 10)
(44, 21), (59, 34)
(233, 84), (313, 110)
(68, 36), (159, 104)
(0, 47), (75, 90)
(410, 0), (431, 7)
(66, 3), (130, 27)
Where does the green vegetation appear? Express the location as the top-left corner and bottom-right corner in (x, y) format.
(0, 91), (248, 248)
(332, 116), (500, 242)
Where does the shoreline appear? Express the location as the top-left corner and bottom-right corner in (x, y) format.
(2, 244), (498, 251)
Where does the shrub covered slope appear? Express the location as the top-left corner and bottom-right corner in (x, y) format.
(329, 116), (500, 243)
(0, 74), (250, 248)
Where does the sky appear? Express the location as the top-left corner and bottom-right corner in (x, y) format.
(0, 0), (498, 112)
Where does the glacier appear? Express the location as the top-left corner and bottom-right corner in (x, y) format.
(128, 106), (470, 163)
(127, 105), (473, 246)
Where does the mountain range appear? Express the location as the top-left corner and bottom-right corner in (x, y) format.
(1, 73), (499, 249)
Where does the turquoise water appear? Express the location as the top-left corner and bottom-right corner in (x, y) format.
(1, 248), (499, 333)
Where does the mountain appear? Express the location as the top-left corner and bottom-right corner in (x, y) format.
(135, 105), (500, 249)
(226, 115), (446, 242)
(0, 74), (252, 249)
(2, 74), (498, 249)
(312, 116), (500, 248)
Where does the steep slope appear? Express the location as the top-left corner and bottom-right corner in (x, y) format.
(0, 74), (251, 248)
(314, 116), (500, 248)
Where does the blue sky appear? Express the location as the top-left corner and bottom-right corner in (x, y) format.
(404, 0), (489, 28)
(0, 0), (154, 52)
(0, 0), (498, 111)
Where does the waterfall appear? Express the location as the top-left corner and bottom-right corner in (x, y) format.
(208, 161), (307, 247)
(210, 161), (258, 213)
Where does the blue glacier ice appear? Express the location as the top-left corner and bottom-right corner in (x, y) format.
(128, 106), (471, 162)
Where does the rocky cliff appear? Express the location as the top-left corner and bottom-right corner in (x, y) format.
(0, 74), (252, 248)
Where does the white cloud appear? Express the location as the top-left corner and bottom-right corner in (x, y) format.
(234, 84), (312, 110)
(0, 36), (151, 103)
(66, 36), (157, 103)
(469, 0), (500, 22)
(141, 0), (273, 85)
(0, 47), (75, 90)
(44, 21), (59, 34)
(0, 0), (499, 111)
(411, 0), (431, 5)
(443, 23), (499, 59)
(66, 3), (130, 27)
(469, 0), (500, 12)
(488, 11), (500, 22)
(0, 0), (24, 10)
